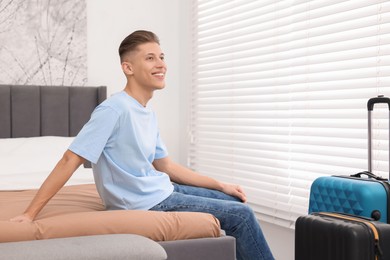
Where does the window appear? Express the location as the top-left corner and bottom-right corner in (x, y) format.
(190, 0), (390, 228)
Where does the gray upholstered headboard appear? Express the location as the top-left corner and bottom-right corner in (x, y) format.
(0, 85), (106, 138)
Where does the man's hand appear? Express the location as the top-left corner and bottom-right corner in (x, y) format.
(221, 183), (247, 203)
(10, 213), (33, 223)
(153, 157), (249, 202)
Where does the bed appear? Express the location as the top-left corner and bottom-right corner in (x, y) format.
(0, 85), (236, 260)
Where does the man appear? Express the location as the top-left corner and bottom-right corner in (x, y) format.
(11, 30), (274, 260)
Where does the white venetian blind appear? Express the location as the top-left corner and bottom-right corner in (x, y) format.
(189, 0), (390, 228)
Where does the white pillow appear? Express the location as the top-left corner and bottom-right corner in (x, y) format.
(0, 136), (94, 190)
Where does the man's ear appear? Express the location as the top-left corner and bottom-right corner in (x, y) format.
(121, 62), (133, 75)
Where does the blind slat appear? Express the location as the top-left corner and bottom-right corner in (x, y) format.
(191, 0), (390, 228)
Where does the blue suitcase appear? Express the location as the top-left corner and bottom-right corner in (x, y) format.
(309, 96), (390, 223)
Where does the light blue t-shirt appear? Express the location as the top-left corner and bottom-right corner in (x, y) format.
(69, 91), (174, 210)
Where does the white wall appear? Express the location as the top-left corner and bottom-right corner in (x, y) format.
(86, 0), (182, 162)
(87, 1), (295, 259)
(260, 221), (295, 260)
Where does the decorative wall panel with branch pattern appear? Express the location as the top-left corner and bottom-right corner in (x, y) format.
(0, 0), (87, 86)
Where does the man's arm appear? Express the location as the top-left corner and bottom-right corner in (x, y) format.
(153, 157), (247, 202)
(10, 150), (85, 223)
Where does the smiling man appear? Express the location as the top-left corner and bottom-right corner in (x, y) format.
(11, 30), (274, 260)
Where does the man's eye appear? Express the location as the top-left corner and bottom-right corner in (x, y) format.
(147, 56), (154, 60)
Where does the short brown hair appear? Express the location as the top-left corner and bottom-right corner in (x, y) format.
(118, 30), (160, 62)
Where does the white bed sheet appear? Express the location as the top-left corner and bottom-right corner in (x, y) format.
(0, 136), (94, 191)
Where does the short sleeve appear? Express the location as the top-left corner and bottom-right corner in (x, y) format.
(154, 130), (168, 159)
(69, 106), (120, 164)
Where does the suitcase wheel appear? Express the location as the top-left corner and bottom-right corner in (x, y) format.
(371, 210), (381, 221)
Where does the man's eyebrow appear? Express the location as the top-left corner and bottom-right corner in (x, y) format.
(145, 52), (165, 56)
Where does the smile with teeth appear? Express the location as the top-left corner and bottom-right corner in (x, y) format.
(152, 72), (165, 79)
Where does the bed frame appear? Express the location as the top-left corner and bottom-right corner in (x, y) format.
(0, 84), (236, 260)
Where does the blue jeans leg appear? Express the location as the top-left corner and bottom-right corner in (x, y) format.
(172, 183), (242, 202)
(150, 184), (274, 260)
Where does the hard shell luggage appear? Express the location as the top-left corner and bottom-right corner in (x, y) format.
(295, 212), (390, 260)
(309, 96), (390, 223)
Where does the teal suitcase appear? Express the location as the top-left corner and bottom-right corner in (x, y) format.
(309, 172), (390, 222)
(309, 96), (390, 223)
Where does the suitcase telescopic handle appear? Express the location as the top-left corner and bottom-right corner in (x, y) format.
(367, 95), (390, 175)
(367, 95), (390, 111)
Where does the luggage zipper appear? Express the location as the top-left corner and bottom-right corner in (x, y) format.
(319, 212), (383, 260)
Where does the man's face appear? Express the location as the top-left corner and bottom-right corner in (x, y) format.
(125, 42), (167, 91)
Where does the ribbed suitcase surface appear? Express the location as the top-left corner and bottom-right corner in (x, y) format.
(295, 213), (390, 260)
